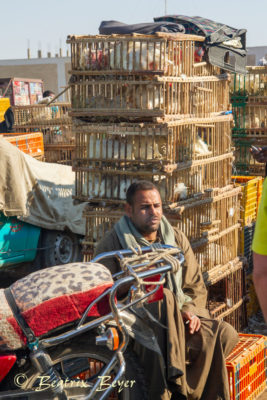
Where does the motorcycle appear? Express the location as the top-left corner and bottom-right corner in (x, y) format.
(0, 245), (184, 399)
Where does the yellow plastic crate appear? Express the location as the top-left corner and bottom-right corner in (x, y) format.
(257, 179), (263, 211)
(232, 176), (263, 226)
(0, 98), (10, 122)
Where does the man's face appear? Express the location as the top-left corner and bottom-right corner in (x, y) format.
(125, 189), (163, 235)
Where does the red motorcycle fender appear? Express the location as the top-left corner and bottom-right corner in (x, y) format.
(0, 354), (17, 382)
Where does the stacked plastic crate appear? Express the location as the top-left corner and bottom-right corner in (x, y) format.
(2, 131), (44, 159)
(68, 32), (246, 330)
(231, 175), (263, 318)
(226, 334), (266, 400)
(231, 66), (267, 176)
(12, 102), (75, 164)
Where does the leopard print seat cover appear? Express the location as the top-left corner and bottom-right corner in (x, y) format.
(0, 262), (113, 351)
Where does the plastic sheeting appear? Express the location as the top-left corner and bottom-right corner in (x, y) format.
(0, 138), (86, 235)
(99, 20), (185, 35)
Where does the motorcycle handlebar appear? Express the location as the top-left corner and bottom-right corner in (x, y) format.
(41, 246), (184, 349)
(92, 244), (184, 267)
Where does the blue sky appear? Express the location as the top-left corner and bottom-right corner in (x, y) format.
(0, 0), (264, 60)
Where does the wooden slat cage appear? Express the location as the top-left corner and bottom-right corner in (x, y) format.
(74, 115), (232, 165)
(244, 98), (267, 131)
(70, 74), (230, 121)
(210, 299), (247, 332)
(167, 186), (241, 242)
(44, 143), (76, 165)
(206, 260), (246, 320)
(232, 104), (246, 133)
(12, 123), (74, 145)
(13, 103), (72, 127)
(231, 66), (267, 97)
(233, 139), (267, 176)
(73, 153), (233, 204)
(42, 124), (74, 145)
(221, 300), (247, 331)
(67, 33), (220, 77)
(191, 224), (240, 273)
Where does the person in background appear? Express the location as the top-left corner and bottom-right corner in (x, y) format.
(38, 90), (61, 140)
(250, 145), (267, 176)
(95, 180), (239, 400)
(39, 90), (56, 104)
(0, 107), (14, 133)
(250, 146), (267, 322)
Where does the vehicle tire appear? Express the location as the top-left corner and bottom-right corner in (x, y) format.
(18, 336), (148, 399)
(37, 229), (82, 269)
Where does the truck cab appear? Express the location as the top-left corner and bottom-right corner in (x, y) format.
(0, 213), (40, 267)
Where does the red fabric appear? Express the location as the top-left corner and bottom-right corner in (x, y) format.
(23, 295), (80, 337)
(144, 274), (163, 303)
(70, 283), (112, 316)
(7, 283), (113, 339)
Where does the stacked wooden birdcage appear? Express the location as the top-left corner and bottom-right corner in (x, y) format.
(68, 32), (246, 330)
(231, 66), (267, 176)
(12, 102), (75, 164)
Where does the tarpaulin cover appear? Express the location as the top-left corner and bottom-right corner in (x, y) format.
(99, 20), (185, 35)
(154, 15), (247, 73)
(0, 137), (86, 235)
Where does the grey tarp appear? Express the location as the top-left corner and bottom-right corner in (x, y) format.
(99, 20), (185, 35)
(0, 138), (86, 235)
(154, 15), (247, 74)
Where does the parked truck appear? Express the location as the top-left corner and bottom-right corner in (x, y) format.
(0, 137), (85, 271)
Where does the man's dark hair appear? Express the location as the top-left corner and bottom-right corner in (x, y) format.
(126, 180), (159, 205)
(43, 90), (55, 98)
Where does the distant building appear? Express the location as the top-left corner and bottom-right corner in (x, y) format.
(0, 54), (71, 101)
(247, 46), (267, 66)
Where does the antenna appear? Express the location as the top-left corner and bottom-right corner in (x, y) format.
(165, 0), (167, 15)
(37, 40), (42, 58)
(27, 39), (31, 59)
(59, 38), (62, 57)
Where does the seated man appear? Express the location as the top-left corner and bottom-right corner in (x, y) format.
(95, 180), (239, 400)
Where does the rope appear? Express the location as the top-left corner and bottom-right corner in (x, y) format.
(0, 245), (55, 255)
(119, 247), (181, 291)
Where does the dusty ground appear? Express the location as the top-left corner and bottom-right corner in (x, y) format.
(244, 311), (267, 335)
(257, 390), (267, 399)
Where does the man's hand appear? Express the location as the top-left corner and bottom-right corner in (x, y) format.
(250, 146), (267, 163)
(182, 311), (201, 334)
